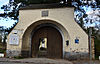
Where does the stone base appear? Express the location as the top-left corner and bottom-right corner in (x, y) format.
(6, 50), (21, 57)
(21, 50), (30, 57)
(64, 52), (89, 60)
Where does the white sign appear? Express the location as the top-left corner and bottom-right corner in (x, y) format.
(0, 53), (4, 57)
(9, 34), (19, 45)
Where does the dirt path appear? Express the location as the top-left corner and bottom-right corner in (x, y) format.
(0, 58), (100, 64)
(72, 60), (100, 64)
(0, 58), (73, 64)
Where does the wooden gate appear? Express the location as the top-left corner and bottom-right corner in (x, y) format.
(32, 26), (62, 58)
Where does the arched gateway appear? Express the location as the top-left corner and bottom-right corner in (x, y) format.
(21, 20), (66, 58)
(6, 4), (89, 59)
(31, 25), (62, 58)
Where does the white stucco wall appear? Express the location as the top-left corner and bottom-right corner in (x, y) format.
(7, 7), (89, 58)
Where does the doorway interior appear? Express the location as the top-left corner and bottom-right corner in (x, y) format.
(31, 25), (63, 59)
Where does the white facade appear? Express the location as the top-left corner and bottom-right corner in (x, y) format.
(6, 7), (89, 59)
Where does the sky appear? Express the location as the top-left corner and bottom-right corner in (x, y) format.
(0, 0), (17, 29)
(0, 0), (9, 13)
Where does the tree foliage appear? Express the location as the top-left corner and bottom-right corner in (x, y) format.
(15, 0), (61, 4)
(74, 0), (100, 28)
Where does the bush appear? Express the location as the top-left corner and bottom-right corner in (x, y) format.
(0, 49), (6, 53)
(14, 56), (24, 59)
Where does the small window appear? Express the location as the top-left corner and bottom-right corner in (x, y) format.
(39, 38), (47, 51)
(42, 11), (48, 17)
(66, 40), (69, 46)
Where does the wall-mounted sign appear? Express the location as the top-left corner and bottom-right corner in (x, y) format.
(75, 38), (79, 44)
(42, 10), (49, 17)
(9, 34), (19, 45)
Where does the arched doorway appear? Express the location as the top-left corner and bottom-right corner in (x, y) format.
(31, 26), (63, 58)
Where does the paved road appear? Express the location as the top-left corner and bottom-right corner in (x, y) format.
(72, 60), (100, 64)
(0, 58), (100, 64)
(0, 58), (73, 64)
(0, 62), (33, 64)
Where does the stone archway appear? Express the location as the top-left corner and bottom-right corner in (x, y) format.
(21, 20), (70, 58)
(31, 24), (63, 59)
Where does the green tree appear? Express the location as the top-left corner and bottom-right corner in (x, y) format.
(15, 0), (61, 4)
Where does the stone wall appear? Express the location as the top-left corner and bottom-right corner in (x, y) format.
(64, 52), (89, 60)
(6, 50), (21, 57)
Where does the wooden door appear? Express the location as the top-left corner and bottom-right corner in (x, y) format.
(32, 26), (62, 58)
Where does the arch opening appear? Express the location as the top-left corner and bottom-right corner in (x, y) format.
(21, 20), (70, 58)
(31, 24), (63, 58)
(31, 23), (63, 58)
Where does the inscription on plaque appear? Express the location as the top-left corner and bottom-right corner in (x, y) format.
(9, 34), (19, 45)
(42, 10), (48, 17)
